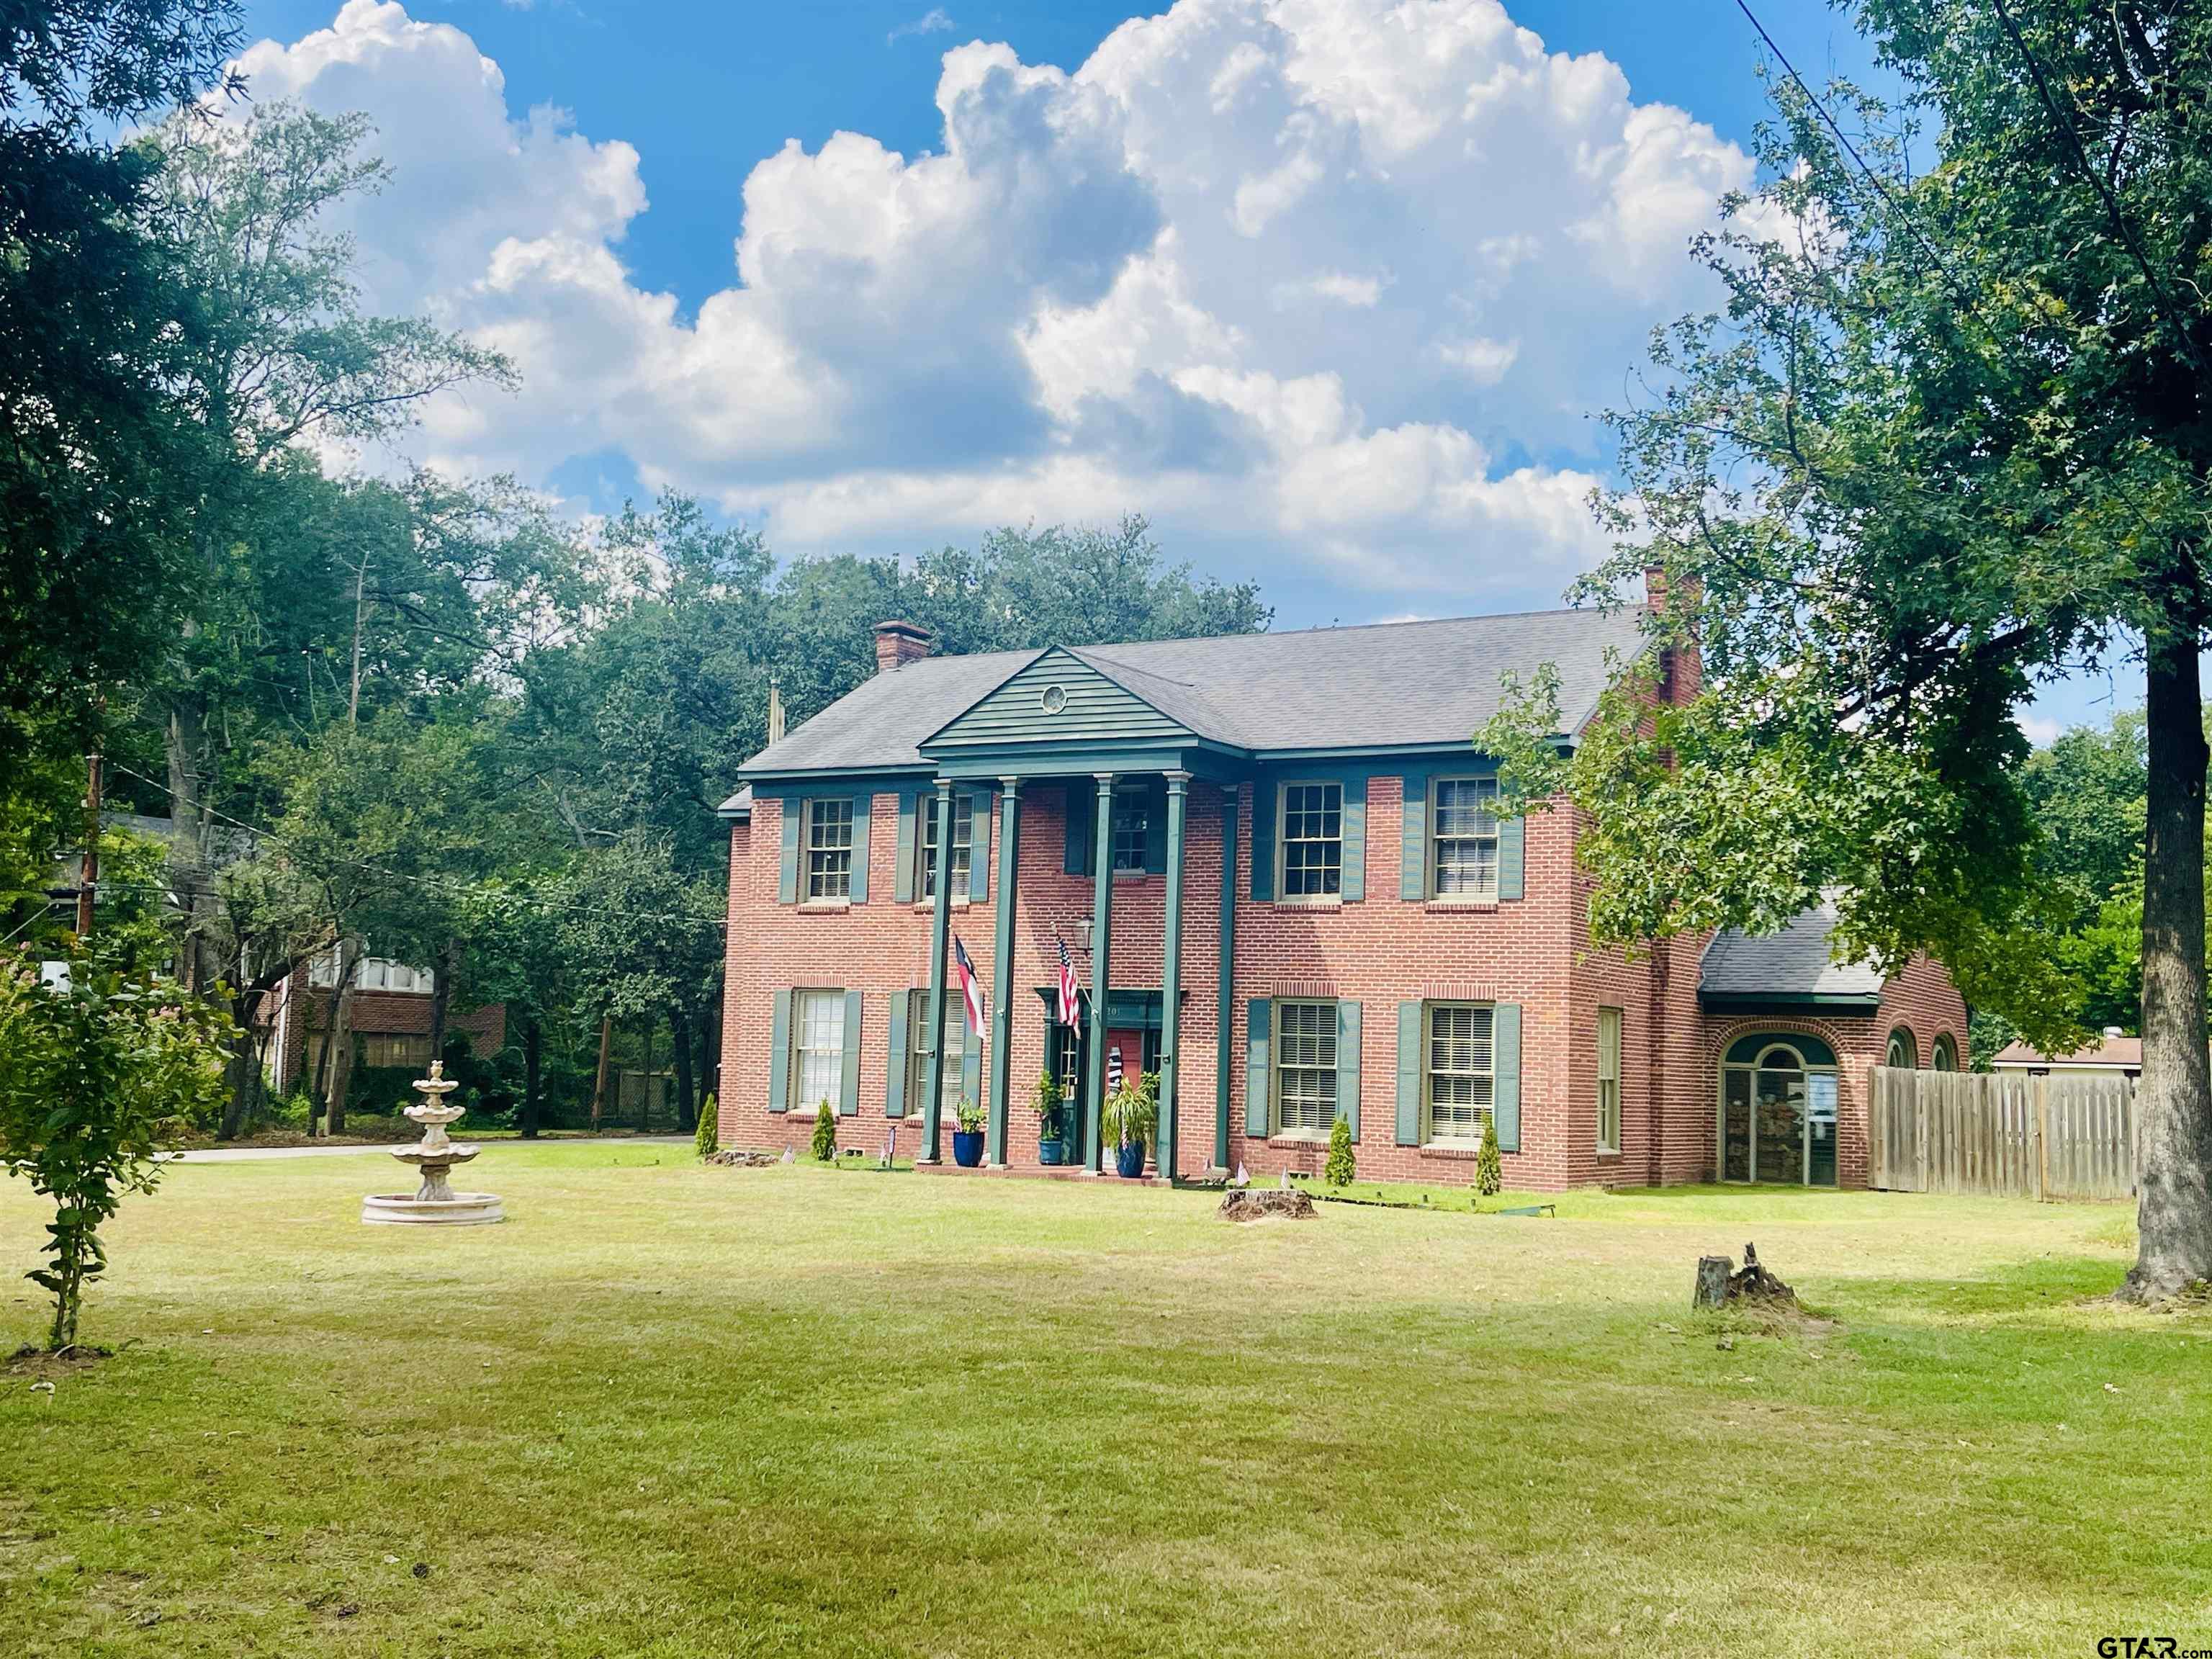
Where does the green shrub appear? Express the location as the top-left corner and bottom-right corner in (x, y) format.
(696, 1094), (719, 1160)
(810, 1100), (837, 1162)
(1475, 1116), (1502, 1196)
(1324, 1115), (1356, 1186)
(1033, 1070), (1065, 1143)
(956, 1097), (984, 1135)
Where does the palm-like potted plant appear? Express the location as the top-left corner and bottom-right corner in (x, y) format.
(1100, 1069), (1158, 1179)
(952, 1097), (986, 1167)
(1034, 1069), (1069, 1165)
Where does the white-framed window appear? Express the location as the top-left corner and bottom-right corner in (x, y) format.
(805, 800), (855, 901)
(1274, 999), (1339, 1135)
(1431, 778), (1499, 899)
(1278, 781), (1343, 899)
(309, 951), (433, 994)
(1596, 1006), (1622, 1155)
(1426, 1002), (1495, 1142)
(906, 988), (963, 1110)
(917, 791), (973, 899)
(360, 1033), (434, 1069)
(1110, 787), (1151, 872)
(791, 989), (846, 1112)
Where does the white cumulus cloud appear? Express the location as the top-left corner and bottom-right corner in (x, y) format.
(229, 0), (1754, 613)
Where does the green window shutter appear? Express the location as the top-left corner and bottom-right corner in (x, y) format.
(778, 803), (801, 904)
(893, 789), (918, 904)
(1250, 778), (1276, 902)
(1064, 783), (1093, 876)
(885, 994), (909, 1118)
(961, 1019), (982, 1111)
(768, 989), (793, 1114)
(1497, 813), (1524, 902)
(1142, 779), (1167, 875)
(1340, 775), (1367, 902)
(1395, 1001), (1423, 1145)
(849, 795), (872, 904)
(838, 989), (863, 1116)
(1399, 775), (1426, 901)
(968, 791), (992, 901)
(1493, 1002), (1521, 1153)
(1244, 998), (1272, 1138)
(1337, 999), (1362, 1141)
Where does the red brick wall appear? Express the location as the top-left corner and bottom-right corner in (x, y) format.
(260, 969), (507, 1092)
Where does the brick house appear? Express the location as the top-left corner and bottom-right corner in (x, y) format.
(714, 609), (1964, 1190)
(261, 949), (506, 1097)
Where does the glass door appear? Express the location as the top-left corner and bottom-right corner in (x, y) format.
(1722, 1069), (1753, 1182)
(1753, 1061), (1806, 1184)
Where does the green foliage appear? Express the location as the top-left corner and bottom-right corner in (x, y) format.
(1099, 1070), (1157, 1151)
(1475, 1118), (1502, 1198)
(1032, 1069), (1066, 1142)
(955, 1097), (984, 1135)
(696, 1094), (719, 1160)
(0, 952), (234, 1349)
(1324, 1116), (1356, 1187)
(810, 1101), (836, 1163)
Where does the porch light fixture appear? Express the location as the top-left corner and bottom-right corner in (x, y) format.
(1076, 917), (1094, 952)
(1040, 684), (1068, 715)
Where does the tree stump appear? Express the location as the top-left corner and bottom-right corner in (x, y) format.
(1219, 1189), (1316, 1223)
(1693, 1242), (1800, 1310)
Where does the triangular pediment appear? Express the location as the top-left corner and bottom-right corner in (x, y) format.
(921, 647), (1200, 753)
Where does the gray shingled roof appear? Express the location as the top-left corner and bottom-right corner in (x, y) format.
(728, 607), (1649, 790)
(1699, 898), (1887, 1003)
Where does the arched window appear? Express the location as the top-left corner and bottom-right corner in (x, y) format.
(1719, 1032), (1841, 1187)
(1930, 1033), (1959, 1072)
(1886, 1027), (1916, 1069)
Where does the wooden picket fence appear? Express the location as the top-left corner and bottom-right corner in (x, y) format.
(1866, 1066), (2137, 1202)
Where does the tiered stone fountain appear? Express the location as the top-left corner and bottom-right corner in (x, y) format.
(361, 1061), (505, 1226)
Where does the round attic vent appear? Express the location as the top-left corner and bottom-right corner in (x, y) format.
(1040, 684), (1069, 715)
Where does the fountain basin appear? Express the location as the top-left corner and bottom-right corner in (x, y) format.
(361, 1191), (505, 1226)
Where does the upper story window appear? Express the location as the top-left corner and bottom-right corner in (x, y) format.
(1431, 777), (1499, 899)
(309, 950), (433, 995)
(1279, 781), (1343, 898)
(917, 791), (972, 899)
(1274, 999), (1339, 1135)
(1110, 788), (1151, 873)
(1426, 1002), (1495, 1143)
(805, 799), (854, 901)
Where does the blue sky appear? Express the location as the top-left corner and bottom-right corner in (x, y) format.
(225, 1), (2121, 734)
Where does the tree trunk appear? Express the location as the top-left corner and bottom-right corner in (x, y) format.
(590, 1015), (611, 1130)
(315, 935), (363, 1136)
(521, 1016), (543, 1140)
(165, 688), (217, 994)
(219, 989), (263, 1141)
(671, 1004), (697, 1134)
(2126, 626), (2212, 1300)
(427, 936), (457, 1069)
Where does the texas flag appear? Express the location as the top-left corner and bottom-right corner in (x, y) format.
(952, 937), (988, 1038)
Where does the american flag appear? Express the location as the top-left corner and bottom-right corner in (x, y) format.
(1053, 931), (1081, 1026)
(952, 936), (988, 1038)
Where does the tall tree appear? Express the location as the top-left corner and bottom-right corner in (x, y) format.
(142, 102), (511, 996)
(1485, 1), (2212, 1299)
(0, 1), (243, 768)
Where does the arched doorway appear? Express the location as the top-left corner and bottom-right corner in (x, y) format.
(1719, 1033), (1840, 1186)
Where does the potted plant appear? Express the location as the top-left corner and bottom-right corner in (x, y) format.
(1034, 1070), (1069, 1165)
(1100, 1070), (1157, 1179)
(952, 1097), (986, 1167)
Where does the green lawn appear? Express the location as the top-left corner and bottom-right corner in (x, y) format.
(1, 1148), (2205, 1657)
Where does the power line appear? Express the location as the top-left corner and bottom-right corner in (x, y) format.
(104, 762), (727, 936)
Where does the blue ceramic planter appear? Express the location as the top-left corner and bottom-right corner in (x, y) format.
(1038, 1137), (1068, 1166)
(1115, 1141), (1146, 1179)
(952, 1130), (984, 1168)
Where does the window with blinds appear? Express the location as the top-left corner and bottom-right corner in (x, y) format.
(805, 800), (854, 900)
(1596, 1006), (1622, 1154)
(792, 989), (845, 1112)
(917, 792), (972, 898)
(906, 989), (964, 1111)
(1274, 999), (1339, 1133)
(1280, 781), (1343, 897)
(1426, 1003), (1495, 1141)
(1431, 777), (1499, 899)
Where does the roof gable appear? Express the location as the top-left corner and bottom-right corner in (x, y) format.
(922, 647), (1202, 753)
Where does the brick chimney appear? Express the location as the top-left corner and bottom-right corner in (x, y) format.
(873, 619), (932, 674)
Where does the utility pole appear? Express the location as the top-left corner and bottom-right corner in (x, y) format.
(75, 747), (102, 938)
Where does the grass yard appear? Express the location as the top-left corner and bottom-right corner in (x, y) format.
(1, 1147), (2206, 1657)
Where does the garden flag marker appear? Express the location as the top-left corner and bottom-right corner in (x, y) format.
(953, 937), (987, 1038)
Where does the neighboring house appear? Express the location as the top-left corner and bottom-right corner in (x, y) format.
(261, 947), (506, 1096)
(1990, 1029), (2141, 1080)
(715, 609), (1965, 1191)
